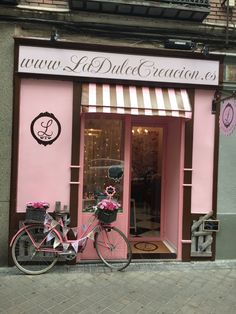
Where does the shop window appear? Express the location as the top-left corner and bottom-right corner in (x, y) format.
(82, 117), (124, 211)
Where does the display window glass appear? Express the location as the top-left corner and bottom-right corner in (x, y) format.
(82, 117), (124, 211)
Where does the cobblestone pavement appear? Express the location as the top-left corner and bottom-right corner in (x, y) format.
(0, 260), (236, 314)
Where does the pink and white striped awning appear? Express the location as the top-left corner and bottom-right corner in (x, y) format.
(81, 83), (192, 119)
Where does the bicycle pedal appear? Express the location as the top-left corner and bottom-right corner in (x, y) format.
(59, 250), (74, 256)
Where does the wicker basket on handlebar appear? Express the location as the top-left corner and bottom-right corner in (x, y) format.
(96, 208), (118, 224)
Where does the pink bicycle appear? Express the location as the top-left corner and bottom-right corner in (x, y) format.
(10, 187), (132, 275)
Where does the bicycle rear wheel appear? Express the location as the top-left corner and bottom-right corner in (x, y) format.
(95, 226), (132, 271)
(12, 225), (59, 275)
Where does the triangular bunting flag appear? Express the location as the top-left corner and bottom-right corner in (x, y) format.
(63, 227), (70, 237)
(87, 230), (95, 241)
(44, 213), (53, 225)
(82, 224), (87, 231)
(71, 227), (78, 238)
(62, 243), (70, 252)
(71, 240), (79, 253)
(49, 219), (58, 230)
(53, 236), (61, 248)
(78, 237), (87, 247)
(46, 232), (55, 242)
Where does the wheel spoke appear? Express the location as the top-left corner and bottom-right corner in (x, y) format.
(95, 226), (132, 271)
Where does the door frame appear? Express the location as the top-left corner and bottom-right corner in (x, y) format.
(78, 113), (185, 251)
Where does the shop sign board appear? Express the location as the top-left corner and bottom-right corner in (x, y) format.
(220, 97), (236, 136)
(18, 46), (219, 86)
(202, 220), (220, 232)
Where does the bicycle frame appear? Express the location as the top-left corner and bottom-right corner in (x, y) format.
(11, 210), (132, 274)
(10, 214), (105, 255)
(10, 222), (63, 252)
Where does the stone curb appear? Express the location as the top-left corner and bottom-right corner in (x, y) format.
(1, 259), (236, 275)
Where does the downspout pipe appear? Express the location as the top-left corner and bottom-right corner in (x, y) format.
(226, 0), (230, 47)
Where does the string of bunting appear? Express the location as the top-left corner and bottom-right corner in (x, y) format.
(44, 213), (60, 248)
(43, 213), (96, 253)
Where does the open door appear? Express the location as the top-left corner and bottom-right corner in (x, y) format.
(129, 124), (177, 258)
(130, 126), (163, 239)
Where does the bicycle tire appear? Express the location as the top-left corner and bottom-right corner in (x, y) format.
(94, 226), (132, 271)
(12, 224), (59, 275)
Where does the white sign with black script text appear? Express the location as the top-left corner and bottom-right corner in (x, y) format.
(18, 46), (219, 86)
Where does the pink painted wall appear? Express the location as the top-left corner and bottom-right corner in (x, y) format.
(164, 118), (182, 250)
(191, 90), (215, 214)
(16, 79), (73, 212)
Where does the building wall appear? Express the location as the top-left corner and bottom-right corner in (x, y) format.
(191, 90), (215, 214)
(17, 0), (236, 25)
(0, 24), (14, 265)
(216, 117), (236, 259)
(16, 79), (73, 213)
(1, 0), (236, 265)
(204, 0), (236, 259)
(206, 0), (236, 25)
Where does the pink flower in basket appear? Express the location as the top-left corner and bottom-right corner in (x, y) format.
(97, 199), (121, 211)
(26, 201), (49, 209)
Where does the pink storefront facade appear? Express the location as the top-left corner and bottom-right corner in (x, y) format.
(9, 38), (222, 262)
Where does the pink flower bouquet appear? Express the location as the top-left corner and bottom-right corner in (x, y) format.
(25, 201), (49, 222)
(26, 201), (49, 209)
(97, 199), (121, 211)
(96, 198), (121, 223)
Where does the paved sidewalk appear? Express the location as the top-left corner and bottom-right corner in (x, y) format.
(0, 260), (236, 314)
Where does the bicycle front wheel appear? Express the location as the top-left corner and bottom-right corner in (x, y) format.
(12, 225), (59, 275)
(95, 226), (132, 271)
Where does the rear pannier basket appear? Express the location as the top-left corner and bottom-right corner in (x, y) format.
(25, 207), (46, 222)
